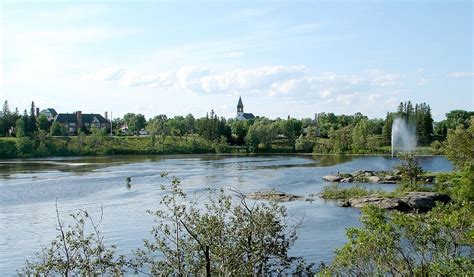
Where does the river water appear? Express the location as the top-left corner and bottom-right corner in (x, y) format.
(0, 154), (452, 275)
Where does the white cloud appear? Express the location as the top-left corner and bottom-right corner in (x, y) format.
(86, 65), (402, 113)
(447, 72), (474, 78)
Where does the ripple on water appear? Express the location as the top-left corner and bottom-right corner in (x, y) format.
(0, 155), (452, 275)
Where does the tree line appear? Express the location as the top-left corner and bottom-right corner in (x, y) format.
(1, 99), (473, 158)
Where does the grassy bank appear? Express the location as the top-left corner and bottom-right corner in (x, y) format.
(0, 135), (442, 159)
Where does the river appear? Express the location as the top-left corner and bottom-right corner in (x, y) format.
(0, 154), (452, 275)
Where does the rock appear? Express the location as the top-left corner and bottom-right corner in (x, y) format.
(323, 175), (342, 182)
(367, 176), (380, 183)
(384, 175), (398, 181)
(338, 200), (351, 207)
(364, 171), (374, 177)
(348, 197), (410, 211)
(342, 192), (450, 212)
(379, 180), (397, 184)
(341, 177), (353, 183)
(246, 190), (303, 202)
(351, 170), (364, 177)
(403, 192), (450, 212)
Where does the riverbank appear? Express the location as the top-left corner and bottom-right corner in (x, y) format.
(0, 136), (442, 160)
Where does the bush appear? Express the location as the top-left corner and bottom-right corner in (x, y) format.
(131, 175), (314, 275)
(16, 137), (34, 157)
(0, 139), (17, 158)
(324, 203), (474, 276)
(320, 184), (387, 200)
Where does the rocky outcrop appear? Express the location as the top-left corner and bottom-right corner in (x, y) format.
(403, 192), (450, 212)
(339, 192), (450, 212)
(323, 170), (405, 184)
(246, 190), (303, 202)
(323, 175), (343, 182)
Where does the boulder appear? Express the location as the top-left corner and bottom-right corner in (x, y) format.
(323, 175), (342, 182)
(342, 192), (450, 212)
(384, 175), (398, 181)
(367, 176), (381, 183)
(341, 177), (353, 183)
(246, 190), (303, 202)
(348, 197), (410, 211)
(338, 200), (351, 207)
(403, 192), (450, 212)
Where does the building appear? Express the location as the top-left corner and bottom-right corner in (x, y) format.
(236, 97), (255, 120)
(55, 111), (110, 135)
(39, 108), (58, 121)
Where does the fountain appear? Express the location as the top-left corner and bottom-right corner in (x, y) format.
(391, 117), (416, 157)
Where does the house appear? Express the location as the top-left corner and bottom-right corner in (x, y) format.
(54, 111), (110, 135)
(39, 108), (58, 121)
(235, 97), (255, 121)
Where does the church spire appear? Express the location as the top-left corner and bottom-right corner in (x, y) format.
(237, 96), (244, 113)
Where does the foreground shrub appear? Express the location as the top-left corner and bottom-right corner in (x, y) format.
(20, 204), (125, 275)
(322, 203), (474, 276)
(131, 175), (313, 275)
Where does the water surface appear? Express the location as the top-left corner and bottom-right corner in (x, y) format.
(0, 154), (452, 275)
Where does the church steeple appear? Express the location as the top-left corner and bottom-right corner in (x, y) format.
(237, 97), (244, 113)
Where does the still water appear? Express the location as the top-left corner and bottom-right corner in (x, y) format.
(0, 154), (452, 275)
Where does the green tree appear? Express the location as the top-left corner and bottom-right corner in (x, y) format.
(50, 121), (64, 136)
(131, 175), (312, 276)
(325, 204), (473, 276)
(229, 119), (249, 145)
(351, 119), (368, 152)
(395, 152), (424, 186)
(444, 118), (474, 169)
(15, 117), (26, 138)
(37, 114), (50, 132)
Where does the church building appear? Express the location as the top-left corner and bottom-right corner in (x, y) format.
(236, 97), (255, 120)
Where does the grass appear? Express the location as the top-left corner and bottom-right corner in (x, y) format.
(320, 184), (392, 200)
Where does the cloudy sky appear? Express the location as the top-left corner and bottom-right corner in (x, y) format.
(1, 1), (472, 120)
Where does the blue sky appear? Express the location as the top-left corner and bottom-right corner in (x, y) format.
(1, 1), (472, 120)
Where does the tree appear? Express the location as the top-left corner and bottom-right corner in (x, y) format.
(395, 152), (424, 186)
(184, 113), (196, 137)
(329, 126), (352, 154)
(124, 113), (146, 135)
(147, 115), (170, 145)
(444, 117), (473, 169)
(37, 114), (50, 132)
(27, 101), (38, 135)
(15, 117), (26, 138)
(131, 175), (312, 275)
(50, 121), (64, 136)
(229, 119), (249, 145)
(351, 119), (368, 152)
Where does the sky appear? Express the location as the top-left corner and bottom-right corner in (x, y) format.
(0, 0), (472, 121)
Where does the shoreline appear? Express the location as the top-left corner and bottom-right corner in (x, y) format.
(0, 151), (446, 162)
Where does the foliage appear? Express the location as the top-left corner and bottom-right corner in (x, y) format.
(0, 139), (17, 158)
(124, 113), (146, 134)
(444, 117), (474, 169)
(324, 203), (474, 276)
(50, 121), (64, 136)
(320, 184), (388, 200)
(351, 119), (369, 153)
(131, 175), (313, 276)
(395, 152), (424, 186)
(37, 114), (50, 131)
(19, 204), (125, 275)
(435, 165), (474, 203)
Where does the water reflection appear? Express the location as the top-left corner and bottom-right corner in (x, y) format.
(0, 154), (452, 275)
